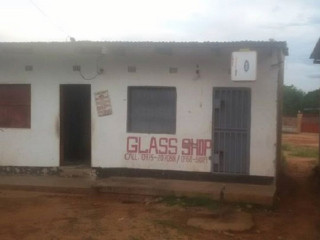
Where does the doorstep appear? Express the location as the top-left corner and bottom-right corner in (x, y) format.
(0, 175), (94, 194)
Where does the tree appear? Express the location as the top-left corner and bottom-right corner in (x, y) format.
(302, 89), (320, 112)
(283, 85), (305, 116)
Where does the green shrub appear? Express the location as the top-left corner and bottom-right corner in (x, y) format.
(161, 196), (220, 210)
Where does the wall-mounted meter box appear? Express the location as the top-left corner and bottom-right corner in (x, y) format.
(231, 51), (257, 81)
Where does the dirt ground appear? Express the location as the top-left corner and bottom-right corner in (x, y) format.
(282, 132), (319, 148)
(0, 133), (319, 240)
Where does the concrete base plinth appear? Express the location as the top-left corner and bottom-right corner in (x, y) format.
(0, 175), (275, 206)
(94, 177), (275, 206)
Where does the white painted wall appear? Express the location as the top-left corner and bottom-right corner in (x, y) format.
(0, 43), (284, 177)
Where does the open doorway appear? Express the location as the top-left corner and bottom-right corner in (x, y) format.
(60, 84), (91, 166)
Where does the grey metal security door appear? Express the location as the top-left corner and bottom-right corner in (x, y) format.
(212, 88), (251, 174)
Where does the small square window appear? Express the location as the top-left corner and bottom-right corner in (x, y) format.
(73, 65), (81, 71)
(169, 67), (178, 74)
(127, 87), (176, 134)
(128, 66), (136, 73)
(25, 65), (33, 71)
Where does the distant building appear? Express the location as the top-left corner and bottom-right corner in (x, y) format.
(310, 38), (320, 64)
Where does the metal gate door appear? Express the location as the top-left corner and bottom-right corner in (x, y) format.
(212, 88), (251, 174)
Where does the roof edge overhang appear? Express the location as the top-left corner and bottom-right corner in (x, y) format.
(0, 40), (288, 56)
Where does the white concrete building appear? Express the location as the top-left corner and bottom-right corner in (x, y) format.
(0, 41), (287, 183)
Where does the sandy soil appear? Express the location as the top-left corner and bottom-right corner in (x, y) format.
(0, 133), (319, 240)
(282, 132), (319, 148)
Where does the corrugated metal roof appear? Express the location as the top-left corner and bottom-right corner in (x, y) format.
(0, 40), (288, 55)
(310, 38), (320, 63)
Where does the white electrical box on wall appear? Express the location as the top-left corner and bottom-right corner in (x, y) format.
(231, 51), (257, 81)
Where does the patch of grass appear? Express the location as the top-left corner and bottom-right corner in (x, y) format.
(161, 196), (273, 213)
(282, 143), (318, 158)
(282, 143), (291, 151)
(154, 219), (180, 229)
(128, 236), (143, 240)
(161, 196), (220, 210)
(233, 201), (275, 212)
(292, 147), (319, 158)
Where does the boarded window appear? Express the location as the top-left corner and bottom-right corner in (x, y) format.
(127, 87), (176, 134)
(0, 84), (31, 128)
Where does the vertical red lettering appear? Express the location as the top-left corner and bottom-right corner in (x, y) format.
(182, 139), (191, 155)
(204, 140), (212, 156)
(149, 137), (158, 154)
(168, 138), (177, 154)
(158, 138), (168, 154)
(138, 137), (148, 153)
(127, 137), (138, 153)
(196, 139), (201, 156)
(193, 139), (200, 155)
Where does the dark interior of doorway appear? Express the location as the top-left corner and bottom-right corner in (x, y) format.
(60, 84), (91, 166)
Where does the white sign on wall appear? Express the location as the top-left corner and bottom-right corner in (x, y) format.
(231, 51), (257, 81)
(95, 90), (112, 117)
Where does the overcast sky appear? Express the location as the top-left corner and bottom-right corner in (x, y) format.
(0, 0), (319, 92)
